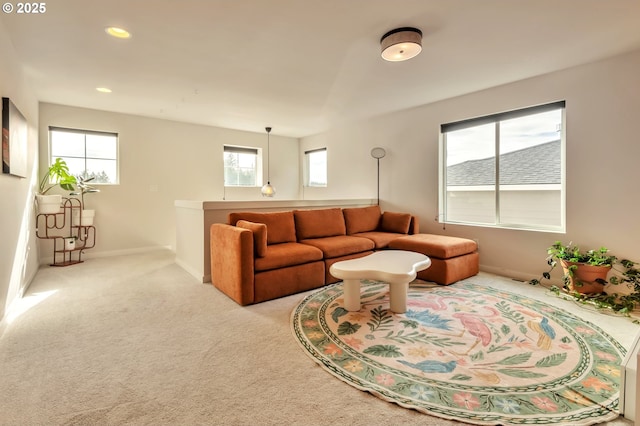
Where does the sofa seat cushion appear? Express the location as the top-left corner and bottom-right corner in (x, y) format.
(254, 242), (323, 272)
(343, 205), (381, 234)
(352, 231), (405, 249)
(254, 243), (322, 271)
(389, 234), (477, 259)
(229, 211), (296, 245)
(299, 235), (374, 259)
(294, 208), (346, 240)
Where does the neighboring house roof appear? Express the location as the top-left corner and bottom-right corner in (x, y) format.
(447, 140), (560, 186)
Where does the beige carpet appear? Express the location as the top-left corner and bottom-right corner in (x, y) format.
(0, 250), (636, 425)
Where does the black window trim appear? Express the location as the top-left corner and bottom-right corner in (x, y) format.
(49, 126), (118, 138)
(441, 101), (566, 133)
(223, 145), (258, 156)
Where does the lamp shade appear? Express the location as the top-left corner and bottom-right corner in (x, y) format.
(380, 27), (422, 62)
(261, 182), (276, 197)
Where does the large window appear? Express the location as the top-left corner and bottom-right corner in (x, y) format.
(440, 101), (565, 232)
(304, 148), (327, 187)
(224, 145), (259, 186)
(49, 127), (118, 184)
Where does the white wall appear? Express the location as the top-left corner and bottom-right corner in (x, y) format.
(38, 104), (299, 257)
(18, 46), (640, 303)
(0, 19), (40, 321)
(301, 49), (640, 281)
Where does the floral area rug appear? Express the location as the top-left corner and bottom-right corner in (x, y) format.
(291, 278), (626, 425)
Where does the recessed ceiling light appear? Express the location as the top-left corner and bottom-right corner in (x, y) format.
(96, 87), (112, 93)
(105, 27), (131, 39)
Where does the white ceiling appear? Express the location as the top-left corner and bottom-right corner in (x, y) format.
(2, 0), (640, 138)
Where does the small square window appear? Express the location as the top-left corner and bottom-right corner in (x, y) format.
(224, 145), (259, 186)
(49, 127), (118, 184)
(305, 148), (327, 187)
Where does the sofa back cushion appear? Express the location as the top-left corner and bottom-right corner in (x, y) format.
(294, 208), (346, 240)
(229, 211), (296, 245)
(380, 211), (412, 234)
(343, 205), (381, 234)
(236, 220), (268, 257)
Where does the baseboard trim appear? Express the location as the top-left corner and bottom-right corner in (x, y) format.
(175, 258), (208, 283)
(480, 264), (539, 284)
(40, 245), (173, 266)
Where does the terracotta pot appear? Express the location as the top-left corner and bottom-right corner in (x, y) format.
(560, 260), (611, 294)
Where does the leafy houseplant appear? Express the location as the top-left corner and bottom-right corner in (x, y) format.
(38, 158), (77, 195)
(549, 241), (615, 294)
(36, 158), (77, 214)
(70, 176), (100, 226)
(530, 241), (640, 316)
(70, 176), (100, 207)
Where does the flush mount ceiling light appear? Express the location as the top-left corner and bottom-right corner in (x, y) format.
(380, 27), (422, 62)
(96, 87), (112, 93)
(105, 27), (131, 39)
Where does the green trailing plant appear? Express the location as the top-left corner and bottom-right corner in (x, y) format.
(530, 241), (640, 317)
(38, 158), (77, 194)
(538, 241), (616, 287)
(606, 259), (640, 315)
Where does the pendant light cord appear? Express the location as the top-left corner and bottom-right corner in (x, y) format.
(266, 127), (271, 184)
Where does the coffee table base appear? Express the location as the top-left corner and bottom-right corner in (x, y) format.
(330, 250), (431, 314)
(343, 278), (409, 313)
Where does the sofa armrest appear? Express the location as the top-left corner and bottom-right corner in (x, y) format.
(210, 223), (255, 305)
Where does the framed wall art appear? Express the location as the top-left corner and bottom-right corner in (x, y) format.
(2, 97), (27, 178)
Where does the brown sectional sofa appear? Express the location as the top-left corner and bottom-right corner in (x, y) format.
(209, 205), (418, 305)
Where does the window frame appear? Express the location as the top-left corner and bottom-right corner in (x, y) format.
(304, 147), (327, 187)
(439, 101), (566, 233)
(48, 126), (119, 185)
(223, 145), (261, 187)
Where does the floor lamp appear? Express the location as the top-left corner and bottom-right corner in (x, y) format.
(370, 147), (386, 205)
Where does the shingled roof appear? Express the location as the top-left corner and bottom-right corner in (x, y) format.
(446, 140), (560, 186)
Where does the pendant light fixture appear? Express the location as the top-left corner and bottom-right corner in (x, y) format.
(261, 126), (276, 197)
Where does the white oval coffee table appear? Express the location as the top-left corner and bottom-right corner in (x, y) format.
(329, 250), (431, 313)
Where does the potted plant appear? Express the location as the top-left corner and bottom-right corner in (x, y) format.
(547, 241), (616, 294)
(70, 176), (100, 226)
(36, 158), (77, 214)
(531, 241), (640, 316)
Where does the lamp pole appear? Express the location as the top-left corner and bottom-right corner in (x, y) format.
(370, 147), (386, 206)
